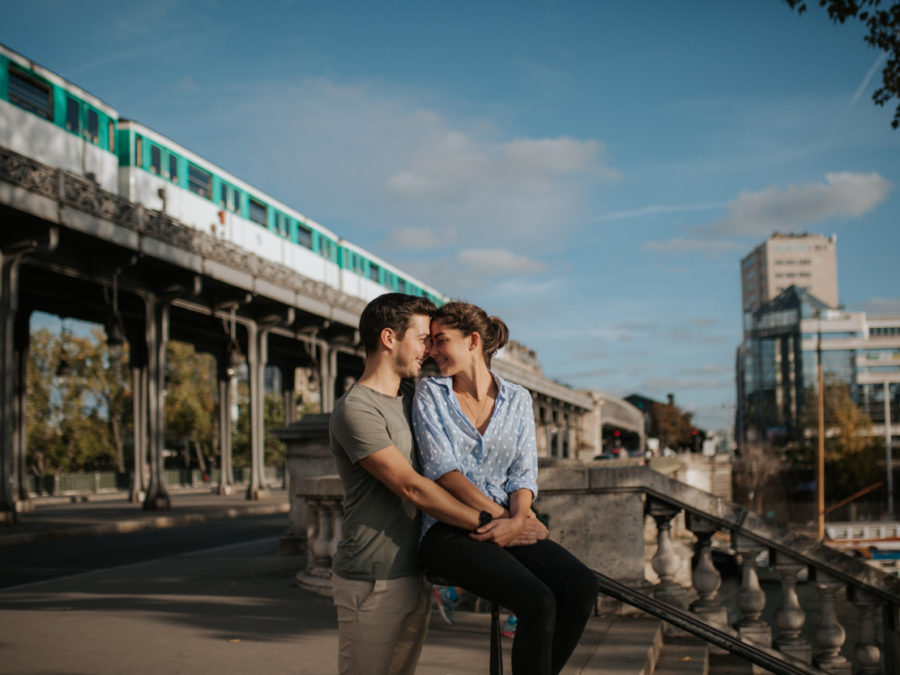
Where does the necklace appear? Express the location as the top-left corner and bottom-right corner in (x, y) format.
(456, 388), (492, 429)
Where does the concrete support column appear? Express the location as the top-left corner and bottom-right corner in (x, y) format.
(217, 355), (234, 496)
(318, 341), (337, 414)
(130, 361), (147, 502)
(246, 321), (269, 500)
(0, 255), (26, 521)
(283, 364), (297, 426)
(143, 293), (171, 510)
(552, 409), (563, 457)
(13, 309), (31, 508)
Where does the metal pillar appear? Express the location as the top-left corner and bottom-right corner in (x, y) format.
(886, 381), (894, 517)
(13, 309), (31, 508)
(246, 321), (269, 500)
(143, 293), (171, 510)
(130, 361), (147, 502)
(317, 341), (336, 414)
(217, 354), (234, 496)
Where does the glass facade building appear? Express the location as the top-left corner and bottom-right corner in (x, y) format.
(736, 285), (900, 445)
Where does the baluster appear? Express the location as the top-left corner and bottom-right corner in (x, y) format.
(647, 499), (687, 610)
(686, 513), (728, 634)
(310, 498), (333, 572)
(850, 587), (881, 675)
(813, 574), (851, 674)
(733, 534), (772, 648)
(772, 552), (811, 664)
(326, 497), (342, 560)
(305, 497), (319, 571)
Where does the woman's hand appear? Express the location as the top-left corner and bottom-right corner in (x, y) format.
(470, 514), (528, 547)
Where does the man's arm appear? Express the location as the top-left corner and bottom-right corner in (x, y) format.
(438, 471), (549, 545)
(359, 445), (482, 530)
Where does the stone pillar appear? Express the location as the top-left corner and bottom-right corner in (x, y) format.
(272, 414), (337, 554)
(733, 534), (771, 648)
(772, 555), (811, 663)
(647, 499), (688, 611)
(295, 474), (345, 596)
(813, 574), (850, 674)
(686, 513), (728, 638)
(849, 587), (881, 675)
(143, 293), (171, 511)
(246, 321), (269, 501)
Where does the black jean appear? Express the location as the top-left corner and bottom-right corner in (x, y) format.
(420, 522), (597, 675)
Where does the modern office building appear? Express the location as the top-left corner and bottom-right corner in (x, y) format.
(735, 284), (900, 446)
(740, 233), (839, 323)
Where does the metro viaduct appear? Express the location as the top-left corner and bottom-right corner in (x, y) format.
(0, 145), (646, 525)
(0, 146), (367, 522)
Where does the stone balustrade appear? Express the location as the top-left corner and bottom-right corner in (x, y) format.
(289, 442), (900, 673)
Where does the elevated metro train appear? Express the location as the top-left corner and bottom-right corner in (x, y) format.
(0, 43), (445, 306)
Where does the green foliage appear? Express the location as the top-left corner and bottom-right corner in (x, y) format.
(232, 391), (286, 468)
(649, 401), (695, 449)
(26, 327), (131, 474)
(164, 341), (218, 464)
(785, 380), (882, 501)
(785, 0), (900, 128)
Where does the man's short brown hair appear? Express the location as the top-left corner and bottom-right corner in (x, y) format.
(359, 293), (437, 355)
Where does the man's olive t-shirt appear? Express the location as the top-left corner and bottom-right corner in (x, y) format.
(330, 383), (420, 580)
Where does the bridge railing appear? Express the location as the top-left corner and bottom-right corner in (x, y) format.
(296, 462), (900, 674)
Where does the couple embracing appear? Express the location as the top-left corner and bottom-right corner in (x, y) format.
(329, 293), (597, 675)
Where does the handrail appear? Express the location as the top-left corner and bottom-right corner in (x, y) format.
(591, 568), (827, 675)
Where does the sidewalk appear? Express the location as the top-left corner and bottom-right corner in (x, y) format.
(0, 489), (662, 674)
(0, 487), (291, 547)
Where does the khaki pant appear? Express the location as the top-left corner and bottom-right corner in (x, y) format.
(332, 574), (431, 675)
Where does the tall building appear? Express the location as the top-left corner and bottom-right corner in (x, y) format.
(735, 285), (900, 446)
(740, 233), (838, 320)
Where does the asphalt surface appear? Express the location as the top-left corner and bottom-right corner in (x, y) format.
(0, 489), (656, 674)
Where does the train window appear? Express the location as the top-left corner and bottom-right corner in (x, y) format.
(231, 188), (241, 212)
(276, 213), (288, 236)
(66, 97), (80, 132)
(249, 198), (267, 226)
(297, 224), (312, 249)
(135, 136), (143, 166)
(108, 121), (115, 152)
(87, 109), (99, 143)
(8, 67), (51, 120)
(169, 154), (178, 182)
(319, 238), (333, 260)
(369, 263), (380, 283)
(150, 146), (161, 174)
(188, 164), (211, 198)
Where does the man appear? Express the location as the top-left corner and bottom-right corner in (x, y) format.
(329, 293), (544, 675)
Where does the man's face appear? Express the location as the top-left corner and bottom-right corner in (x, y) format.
(392, 314), (432, 379)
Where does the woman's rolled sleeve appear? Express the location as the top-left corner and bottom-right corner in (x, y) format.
(504, 389), (539, 498)
(413, 380), (461, 481)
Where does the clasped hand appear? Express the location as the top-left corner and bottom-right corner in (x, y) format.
(470, 511), (548, 547)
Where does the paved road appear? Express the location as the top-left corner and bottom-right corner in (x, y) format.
(0, 513), (287, 589)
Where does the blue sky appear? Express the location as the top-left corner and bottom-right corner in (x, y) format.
(6, 1), (898, 431)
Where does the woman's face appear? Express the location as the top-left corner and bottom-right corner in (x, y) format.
(429, 319), (475, 376)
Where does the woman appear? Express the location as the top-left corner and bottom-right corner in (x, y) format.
(412, 301), (597, 675)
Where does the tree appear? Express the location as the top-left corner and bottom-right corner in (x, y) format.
(26, 327), (131, 475)
(649, 400), (695, 450)
(785, 0), (900, 128)
(786, 380), (882, 502)
(164, 341), (218, 470)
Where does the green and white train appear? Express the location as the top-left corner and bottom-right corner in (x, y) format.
(0, 43), (445, 306)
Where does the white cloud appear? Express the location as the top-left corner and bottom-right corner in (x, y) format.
(859, 297), (900, 315)
(691, 172), (892, 237)
(642, 237), (746, 256)
(457, 248), (547, 276)
(382, 227), (446, 251)
(218, 78), (617, 256)
(641, 376), (732, 392)
(595, 202), (723, 222)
